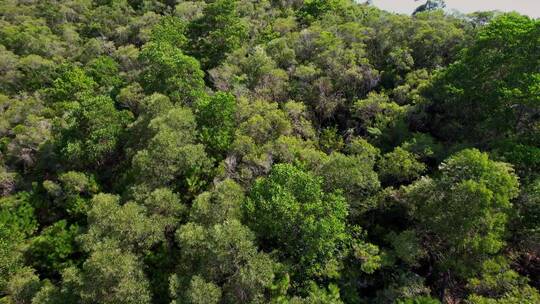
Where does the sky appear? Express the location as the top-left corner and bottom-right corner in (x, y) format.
(371, 0), (540, 18)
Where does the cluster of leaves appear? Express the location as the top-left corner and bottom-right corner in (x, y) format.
(0, 0), (538, 303)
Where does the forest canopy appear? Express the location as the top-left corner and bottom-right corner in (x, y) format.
(0, 0), (539, 303)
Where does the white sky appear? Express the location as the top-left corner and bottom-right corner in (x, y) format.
(371, 0), (540, 18)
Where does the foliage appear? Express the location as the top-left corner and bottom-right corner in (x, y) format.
(55, 94), (132, 169)
(466, 257), (540, 304)
(187, 0), (248, 70)
(0, 192), (37, 292)
(130, 106), (211, 193)
(26, 220), (79, 277)
(317, 152), (380, 216)
(139, 42), (205, 104)
(79, 193), (165, 252)
(0, 1), (538, 303)
(74, 241), (152, 304)
(378, 147), (426, 185)
(245, 163), (349, 281)
(404, 149), (519, 277)
(424, 14), (540, 145)
(174, 220), (279, 303)
(195, 92), (237, 158)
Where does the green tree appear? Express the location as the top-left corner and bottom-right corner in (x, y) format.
(224, 98), (295, 184)
(378, 147), (426, 185)
(0, 46), (21, 93)
(187, 0), (248, 70)
(0, 192), (37, 240)
(139, 42), (205, 104)
(172, 177), (280, 303)
(195, 92), (237, 158)
(404, 149), (519, 277)
(424, 14), (540, 145)
(317, 152), (380, 217)
(140, 187), (186, 230)
(0, 18), (65, 57)
(297, 0), (347, 24)
(84, 56), (123, 95)
(413, 0), (446, 15)
(352, 92), (408, 147)
(73, 241), (152, 304)
(189, 179), (244, 226)
(170, 275), (222, 304)
(45, 65), (95, 103)
(4, 267), (43, 304)
(397, 296), (440, 304)
(245, 163), (349, 281)
(174, 220), (279, 303)
(56, 94), (132, 169)
(1, 1), (538, 303)
(466, 257), (540, 304)
(210, 45), (290, 102)
(513, 179), (540, 249)
(0, 192), (37, 292)
(79, 193), (164, 253)
(130, 106), (211, 194)
(149, 16), (188, 48)
(290, 283), (344, 303)
(42, 171), (99, 220)
(26, 220), (79, 278)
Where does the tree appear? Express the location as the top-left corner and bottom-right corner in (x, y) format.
(424, 14), (540, 146)
(0, 94), (51, 173)
(352, 92), (408, 147)
(245, 163), (349, 281)
(317, 152), (380, 217)
(378, 147), (426, 185)
(210, 45), (290, 102)
(290, 283), (344, 303)
(171, 177), (280, 303)
(84, 56), (123, 95)
(0, 18), (66, 57)
(139, 42), (205, 104)
(140, 187), (186, 230)
(79, 193), (164, 253)
(466, 257), (540, 304)
(511, 179), (540, 286)
(372, 270), (433, 303)
(187, 0), (248, 70)
(170, 275), (222, 304)
(1, 192), (37, 292)
(1, 1), (539, 303)
(413, 1), (446, 15)
(42, 171), (99, 220)
(195, 92), (237, 158)
(174, 220), (279, 303)
(4, 267), (43, 304)
(123, 93), (174, 157)
(0, 46), (21, 93)
(130, 106), (211, 194)
(397, 296), (440, 304)
(26, 220), (79, 278)
(224, 98), (295, 184)
(149, 16), (188, 48)
(404, 149), (519, 277)
(55, 94), (132, 169)
(45, 65), (95, 103)
(189, 179), (244, 226)
(297, 0), (350, 24)
(73, 241), (152, 304)
(0, 192), (37, 240)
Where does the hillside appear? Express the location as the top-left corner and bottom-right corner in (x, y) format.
(0, 1), (539, 303)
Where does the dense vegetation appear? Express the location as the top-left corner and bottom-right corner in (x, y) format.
(0, 0), (539, 303)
